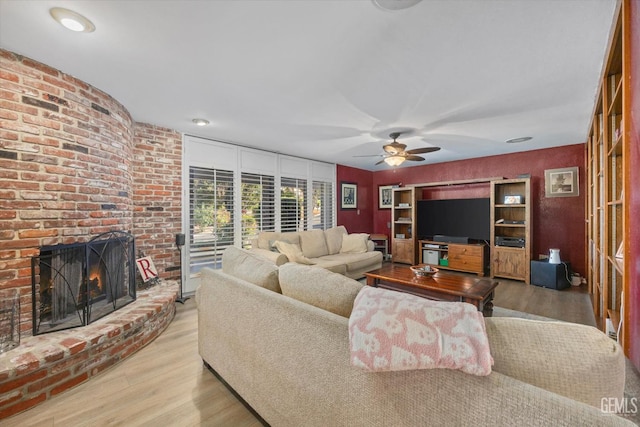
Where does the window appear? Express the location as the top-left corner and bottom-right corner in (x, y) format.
(312, 180), (334, 230)
(280, 177), (307, 232)
(241, 173), (275, 248)
(188, 166), (234, 274)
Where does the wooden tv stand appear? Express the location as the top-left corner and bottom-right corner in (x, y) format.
(419, 240), (488, 276)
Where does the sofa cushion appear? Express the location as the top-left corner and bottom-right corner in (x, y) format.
(222, 246), (281, 293)
(340, 233), (370, 254)
(484, 317), (625, 408)
(299, 230), (329, 258)
(320, 251), (381, 272)
(309, 258), (347, 275)
(257, 231), (280, 250)
(279, 263), (363, 318)
(324, 225), (348, 255)
(274, 241), (315, 265)
(257, 232), (300, 250)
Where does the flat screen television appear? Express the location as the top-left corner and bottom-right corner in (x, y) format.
(417, 198), (490, 242)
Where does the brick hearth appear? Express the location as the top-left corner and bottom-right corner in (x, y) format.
(0, 281), (178, 420)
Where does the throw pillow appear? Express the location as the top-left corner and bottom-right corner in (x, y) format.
(274, 241), (315, 265)
(221, 246), (281, 293)
(299, 229), (329, 258)
(340, 233), (370, 254)
(349, 286), (493, 376)
(324, 225), (348, 254)
(279, 263), (363, 317)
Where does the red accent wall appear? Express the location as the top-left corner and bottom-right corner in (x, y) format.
(336, 166), (374, 233)
(626, 0), (640, 370)
(337, 144), (586, 275)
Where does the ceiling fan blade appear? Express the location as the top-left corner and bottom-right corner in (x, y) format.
(375, 159), (387, 165)
(405, 147), (441, 155)
(405, 155), (425, 161)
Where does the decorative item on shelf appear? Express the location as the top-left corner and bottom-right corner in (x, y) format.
(396, 233), (406, 239)
(503, 195), (522, 204)
(616, 241), (624, 259)
(397, 216), (412, 222)
(410, 265), (439, 277)
(398, 202), (410, 208)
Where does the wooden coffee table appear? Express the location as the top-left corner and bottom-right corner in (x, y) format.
(364, 264), (499, 314)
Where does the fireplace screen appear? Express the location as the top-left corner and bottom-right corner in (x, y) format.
(31, 231), (136, 335)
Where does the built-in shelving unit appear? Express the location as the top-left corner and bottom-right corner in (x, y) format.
(391, 187), (418, 264)
(587, 0), (629, 348)
(490, 178), (531, 284)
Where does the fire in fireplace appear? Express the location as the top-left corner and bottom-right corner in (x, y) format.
(31, 231), (136, 335)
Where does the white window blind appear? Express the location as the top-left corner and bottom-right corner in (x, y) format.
(241, 172), (275, 248)
(188, 166), (234, 274)
(280, 177), (307, 232)
(312, 180), (334, 230)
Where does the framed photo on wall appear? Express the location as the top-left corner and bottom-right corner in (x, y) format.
(545, 166), (579, 197)
(341, 182), (357, 209)
(378, 184), (398, 209)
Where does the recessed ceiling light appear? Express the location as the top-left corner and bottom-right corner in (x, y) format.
(192, 118), (210, 126)
(505, 137), (533, 144)
(50, 7), (95, 33)
(372, 0), (422, 11)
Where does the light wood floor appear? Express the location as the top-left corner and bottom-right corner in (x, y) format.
(0, 277), (607, 426)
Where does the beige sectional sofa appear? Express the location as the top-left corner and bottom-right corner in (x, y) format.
(196, 246), (633, 426)
(248, 226), (382, 279)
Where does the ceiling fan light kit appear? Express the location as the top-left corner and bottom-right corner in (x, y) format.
(384, 155), (406, 167)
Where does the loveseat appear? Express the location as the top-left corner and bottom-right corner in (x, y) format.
(196, 246), (632, 426)
(248, 226), (382, 279)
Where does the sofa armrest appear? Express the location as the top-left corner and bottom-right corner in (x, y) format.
(366, 239), (375, 252)
(484, 317), (625, 409)
(248, 247), (289, 266)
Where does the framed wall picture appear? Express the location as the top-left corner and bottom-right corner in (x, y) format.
(341, 182), (357, 209)
(378, 184), (398, 209)
(545, 166), (579, 197)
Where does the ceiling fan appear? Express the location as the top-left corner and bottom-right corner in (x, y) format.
(357, 132), (441, 166)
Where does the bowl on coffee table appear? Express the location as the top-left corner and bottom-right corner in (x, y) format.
(410, 264), (439, 277)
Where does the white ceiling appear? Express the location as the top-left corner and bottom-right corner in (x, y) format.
(0, 0), (617, 171)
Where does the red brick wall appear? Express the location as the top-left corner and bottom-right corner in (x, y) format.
(132, 123), (182, 280)
(0, 50), (182, 336)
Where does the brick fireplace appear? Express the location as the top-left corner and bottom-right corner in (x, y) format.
(0, 49), (183, 336)
(0, 50), (184, 417)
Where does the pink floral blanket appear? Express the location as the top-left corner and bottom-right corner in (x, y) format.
(348, 287), (493, 376)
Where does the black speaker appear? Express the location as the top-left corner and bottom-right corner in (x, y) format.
(530, 261), (571, 290)
(175, 233), (185, 247)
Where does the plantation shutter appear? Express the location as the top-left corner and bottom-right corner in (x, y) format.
(188, 166), (234, 273)
(280, 177), (307, 232)
(241, 173), (276, 248)
(312, 180), (334, 230)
